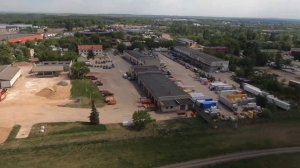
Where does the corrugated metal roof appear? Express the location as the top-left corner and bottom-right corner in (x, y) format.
(173, 46), (225, 65)
(0, 65), (21, 81)
(138, 72), (187, 99)
(32, 65), (64, 72)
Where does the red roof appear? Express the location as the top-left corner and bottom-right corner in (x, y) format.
(8, 34), (44, 43)
(78, 45), (103, 51)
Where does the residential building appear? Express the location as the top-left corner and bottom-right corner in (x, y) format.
(0, 65), (21, 88)
(133, 66), (193, 113)
(124, 50), (160, 67)
(171, 46), (229, 72)
(77, 45), (103, 57)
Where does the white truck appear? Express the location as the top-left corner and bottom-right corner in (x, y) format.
(243, 84), (263, 96)
(267, 95), (291, 111)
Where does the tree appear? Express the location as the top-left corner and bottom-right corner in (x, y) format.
(70, 62), (90, 79)
(117, 43), (126, 53)
(87, 50), (95, 59)
(132, 111), (153, 130)
(256, 95), (268, 108)
(63, 51), (79, 61)
(89, 100), (99, 125)
(259, 108), (273, 119)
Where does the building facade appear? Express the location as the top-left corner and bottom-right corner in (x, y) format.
(78, 45), (103, 57)
(203, 47), (228, 55)
(171, 47), (229, 72)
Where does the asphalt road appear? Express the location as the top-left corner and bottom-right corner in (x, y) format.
(160, 147), (300, 168)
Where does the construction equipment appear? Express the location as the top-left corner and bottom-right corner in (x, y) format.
(0, 89), (8, 102)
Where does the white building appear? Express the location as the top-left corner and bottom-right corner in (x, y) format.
(0, 65), (21, 88)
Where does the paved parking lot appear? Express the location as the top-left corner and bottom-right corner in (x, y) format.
(91, 53), (178, 122)
(158, 53), (234, 116)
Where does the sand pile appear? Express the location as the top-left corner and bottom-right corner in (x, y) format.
(36, 84), (71, 100)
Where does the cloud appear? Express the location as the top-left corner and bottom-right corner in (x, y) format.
(0, 0), (299, 19)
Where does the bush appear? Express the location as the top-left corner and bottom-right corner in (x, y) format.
(132, 111), (153, 130)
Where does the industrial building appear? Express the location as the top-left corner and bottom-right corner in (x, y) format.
(124, 50), (160, 67)
(176, 38), (197, 48)
(77, 45), (103, 57)
(203, 46), (228, 55)
(0, 65), (21, 89)
(133, 66), (193, 113)
(39, 61), (72, 71)
(31, 65), (64, 77)
(171, 46), (229, 72)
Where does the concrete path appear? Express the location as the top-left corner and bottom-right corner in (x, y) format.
(160, 147), (300, 168)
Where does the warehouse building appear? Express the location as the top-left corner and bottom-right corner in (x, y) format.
(124, 50), (160, 67)
(133, 66), (193, 113)
(171, 46), (229, 72)
(0, 65), (21, 89)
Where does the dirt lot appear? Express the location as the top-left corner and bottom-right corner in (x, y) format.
(266, 68), (300, 84)
(0, 55), (177, 143)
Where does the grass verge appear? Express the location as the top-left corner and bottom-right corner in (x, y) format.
(5, 125), (21, 143)
(0, 119), (299, 168)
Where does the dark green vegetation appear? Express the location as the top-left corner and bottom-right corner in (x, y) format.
(69, 80), (105, 108)
(132, 110), (153, 130)
(5, 125), (21, 143)
(207, 154), (300, 168)
(89, 100), (100, 125)
(1, 118), (299, 168)
(0, 43), (30, 64)
(70, 62), (90, 79)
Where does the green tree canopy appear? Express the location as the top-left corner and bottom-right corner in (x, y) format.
(70, 62), (90, 79)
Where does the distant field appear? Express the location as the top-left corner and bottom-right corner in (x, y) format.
(0, 119), (299, 168)
(69, 80), (105, 108)
(207, 154), (300, 168)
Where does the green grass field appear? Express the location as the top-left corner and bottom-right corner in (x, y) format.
(207, 154), (300, 168)
(69, 80), (105, 108)
(0, 119), (300, 168)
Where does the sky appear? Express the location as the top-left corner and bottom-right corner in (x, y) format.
(0, 0), (299, 19)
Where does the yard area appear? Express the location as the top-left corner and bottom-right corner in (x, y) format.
(0, 118), (300, 168)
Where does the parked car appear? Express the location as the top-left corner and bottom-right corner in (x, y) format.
(100, 90), (114, 97)
(86, 75), (97, 80)
(94, 80), (103, 86)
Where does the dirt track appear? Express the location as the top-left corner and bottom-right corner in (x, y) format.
(160, 147), (300, 168)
